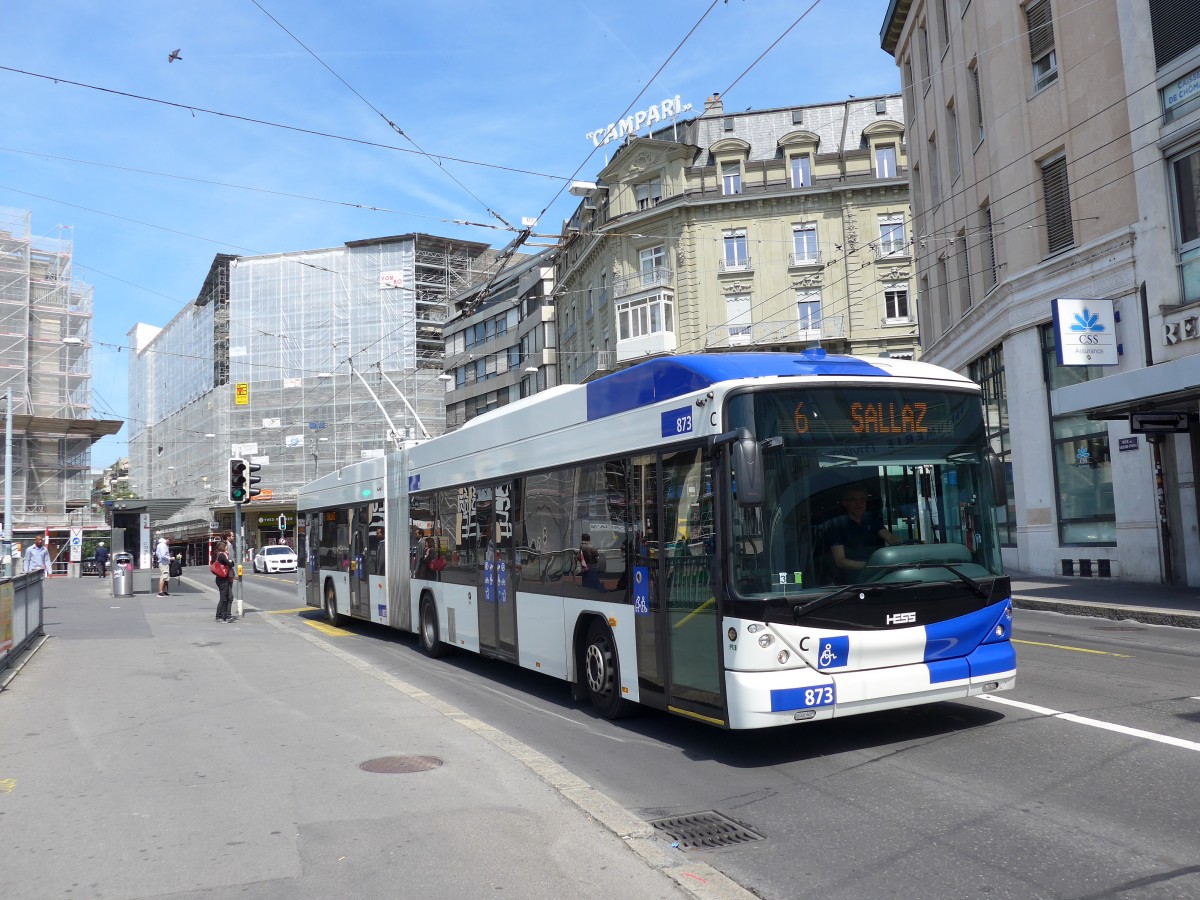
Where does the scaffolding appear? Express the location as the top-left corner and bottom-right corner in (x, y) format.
(0, 207), (120, 542)
(129, 233), (502, 549)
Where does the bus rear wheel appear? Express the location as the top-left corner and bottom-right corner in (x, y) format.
(419, 595), (449, 658)
(584, 621), (631, 720)
(324, 581), (341, 627)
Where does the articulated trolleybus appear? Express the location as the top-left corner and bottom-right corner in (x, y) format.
(296, 352), (1014, 729)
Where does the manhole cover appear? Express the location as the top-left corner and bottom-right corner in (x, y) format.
(649, 811), (765, 850)
(359, 755), (443, 774)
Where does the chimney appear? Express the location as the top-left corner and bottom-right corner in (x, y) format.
(702, 93), (724, 117)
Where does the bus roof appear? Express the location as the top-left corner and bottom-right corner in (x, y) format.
(584, 351), (968, 419)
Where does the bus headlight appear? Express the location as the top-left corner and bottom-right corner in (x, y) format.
(777, 649), (790, 665)
(995, 625), (1005, 638)
(758, 633), (774, 648)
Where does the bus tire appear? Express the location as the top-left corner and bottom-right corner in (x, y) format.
(324, 580), (342, 627)
(419, 594), (450, 658)
(583, 620), (632, 720)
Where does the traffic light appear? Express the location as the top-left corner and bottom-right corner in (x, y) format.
(228, 457), (248, 504)
(246, 461), (262, 500)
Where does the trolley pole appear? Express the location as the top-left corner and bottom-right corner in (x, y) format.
(234, 502), (244, 617)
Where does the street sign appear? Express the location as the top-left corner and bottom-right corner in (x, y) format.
(70, 526), (82, 562)
(235, 382), (249, 405)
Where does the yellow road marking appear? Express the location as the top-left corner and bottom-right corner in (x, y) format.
(0, 778), (16, 794)
(303, 619), (353, 637)
(1013, 638), (1133, 658)
(267, 607), (314, 615)
(675, 597), (715, 629)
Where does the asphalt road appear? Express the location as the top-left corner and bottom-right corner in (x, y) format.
(242, 573), (1200, 899)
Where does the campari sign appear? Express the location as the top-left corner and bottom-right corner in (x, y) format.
(1051, 297), (1119, 366)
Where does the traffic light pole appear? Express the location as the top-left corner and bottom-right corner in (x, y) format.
(234, 502), (244, 617)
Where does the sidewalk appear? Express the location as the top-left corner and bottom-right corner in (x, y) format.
(1010, 574), (1200, 628)
(1, 575), (749, 900)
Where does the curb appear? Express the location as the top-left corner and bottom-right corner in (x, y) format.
(0, 633), (49, 691)
(1013, 595), (1200, 629)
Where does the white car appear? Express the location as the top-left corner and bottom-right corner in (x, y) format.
(253, 545), (297, 573)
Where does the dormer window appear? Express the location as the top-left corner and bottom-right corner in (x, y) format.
(635, 179), (662, 210)
(790, 154), (812, 188)
(722, 162), (742, 196)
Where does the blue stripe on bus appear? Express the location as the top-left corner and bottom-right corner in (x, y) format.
(585, 353), (892, 420)
(928, 641), (1016, 683)
(923, 599), (1010, 661)
(927, 657), (970, 684)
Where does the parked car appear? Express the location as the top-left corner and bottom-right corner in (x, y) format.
(253, 545), (297, 573)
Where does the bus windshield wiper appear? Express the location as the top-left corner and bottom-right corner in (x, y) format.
(791, 582), (889, 622)
(862, 561), (991, 599)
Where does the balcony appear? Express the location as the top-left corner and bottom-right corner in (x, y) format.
(873, 241), (910, 261)
(718, 257), (753, 274)
(788, 251), (823, 268)
(702, 316), (845, 349)
(614, 267), (673, 299)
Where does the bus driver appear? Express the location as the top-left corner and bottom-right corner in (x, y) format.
(828, 485), (901, 582)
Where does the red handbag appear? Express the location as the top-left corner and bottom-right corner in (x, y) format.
(210, 560), (230, 578)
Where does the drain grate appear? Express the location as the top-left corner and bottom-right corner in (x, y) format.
(649, 811), (765, 850)
(359, 755), (443, 774)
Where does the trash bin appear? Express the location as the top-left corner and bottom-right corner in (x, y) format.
(112, 555), (133, 597)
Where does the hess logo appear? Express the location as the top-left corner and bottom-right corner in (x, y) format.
(886, 611), (916, 626)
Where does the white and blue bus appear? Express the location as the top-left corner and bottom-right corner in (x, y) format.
(296, 352), (1014, 729)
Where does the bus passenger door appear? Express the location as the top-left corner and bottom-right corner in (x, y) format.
(349, 508), (370, 619)
(661, 447), (724, 721)
(478, 481), (517, 662)
(302, 514), (320, 607)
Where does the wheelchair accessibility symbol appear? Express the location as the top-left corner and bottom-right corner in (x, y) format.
(816, 636), (849, 670)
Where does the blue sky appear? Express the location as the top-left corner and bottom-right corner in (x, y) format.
(1, 0), (901, 467)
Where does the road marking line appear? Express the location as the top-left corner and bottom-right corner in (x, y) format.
(302, 619), (353, 637)
(980, 694), (1200, 752)
(267, 607), (312, 615)
(1013, 638), (1133, 658)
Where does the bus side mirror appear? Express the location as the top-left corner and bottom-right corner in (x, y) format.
(988, 451), (1008, 507)
(733, 438), (765, 507)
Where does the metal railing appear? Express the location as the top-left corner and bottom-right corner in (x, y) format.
(613, 267), (673, 299)
(703, 316), (845, 349)
(718, 257), (753, 273)
(0, 571), (44, 676)
(788, 251), (823, 267)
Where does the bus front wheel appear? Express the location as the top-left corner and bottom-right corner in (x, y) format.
(420, 595), (450, 658)
(324, 581), (341, 627)
(583, 621), (631, 720)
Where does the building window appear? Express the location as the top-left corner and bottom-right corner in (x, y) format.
(904, 59), (916, 122)
(1150, 0), (1200, 70)
(599, 271), (608, 308)
(723, 230), (750, 270)
(639, 245), (666, 285)
(982, 203), (998, 289)
(1027, 0), (1058, 92)
(919, 23), (932, 94)
(968, 345), (1014, 546)
(936, 0), (950, 51)
(726, 294), (752, 343)
(958, 229), (973, 309)
(1171, 145), (1200, 304)
(722, 162), (742, 195)
(1041, 155), (1074, 254)
(938, 257), (951, 326)
(790, 154), (812, 188)
(792, 223), (819, 263)
(928, 135), (942, 206)
(1040, 324), (1115, 545)
(969, 63), (985, 147)
(875, 144), (898, 178)
(635, 179), (662, 210)
(884, 283), (911, 321)
(878, 213), (907, 255)
(947, 101), (961, 181)
(617, 293), (674, 341)
(797, 289), (821, 334)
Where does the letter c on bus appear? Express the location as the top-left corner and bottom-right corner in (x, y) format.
(798, 636), (811, 652)
(710, 411), (717, 427)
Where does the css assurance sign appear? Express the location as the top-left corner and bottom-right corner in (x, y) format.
(1051, 297), (1119, 366)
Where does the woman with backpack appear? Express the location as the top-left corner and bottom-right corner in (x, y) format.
(211, 540), (236, 622)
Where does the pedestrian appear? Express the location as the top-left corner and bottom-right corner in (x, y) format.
(22, 534), (51, 576)
(94, 541), (110, 577)
(212, 540), (236, 622)
(828, 485), (902, 583)
(155, 537), (172, 596)
(169, 552), (183, 582)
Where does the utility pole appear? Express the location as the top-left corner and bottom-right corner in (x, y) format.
(3, 391), (12, 577)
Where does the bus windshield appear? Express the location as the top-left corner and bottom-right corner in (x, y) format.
(726, 385), (1003, 602)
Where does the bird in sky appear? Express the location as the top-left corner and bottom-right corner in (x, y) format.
(168, 49), (182, 63)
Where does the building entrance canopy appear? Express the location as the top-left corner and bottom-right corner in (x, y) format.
(1052, 355), (1200, 421)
